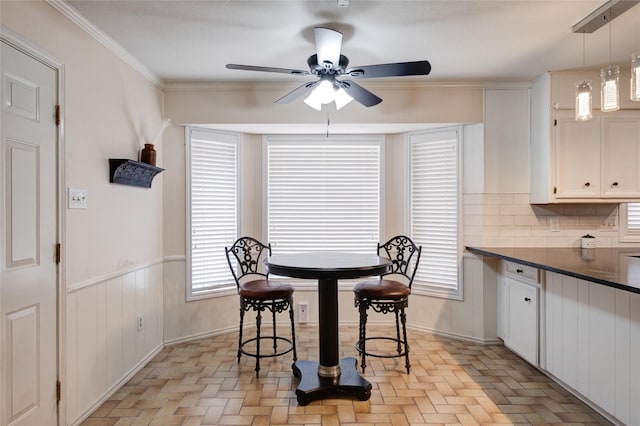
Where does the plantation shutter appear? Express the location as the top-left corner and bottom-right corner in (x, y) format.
(266, 136), (381, 254)
(409, 129), (461, 299)
(627, 203), (640, 233)
(188, 128), (238, 297)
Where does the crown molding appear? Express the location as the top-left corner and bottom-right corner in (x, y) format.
(46, 0), (165, 89)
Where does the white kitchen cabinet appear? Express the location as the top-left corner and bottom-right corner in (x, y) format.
(545, 271), (640, 425)
(497, 261), (540, 366)
(553, 112), (601, 199)
(530, 71), (640, 203)
(601, 112), (640, 198)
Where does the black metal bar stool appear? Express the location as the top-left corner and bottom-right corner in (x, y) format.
(353, 235), (421, 374)
(225, 236), (297, 376)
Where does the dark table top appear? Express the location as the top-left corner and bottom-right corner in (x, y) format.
(265, 252), (391, 280)
(465, 246), (640, 294)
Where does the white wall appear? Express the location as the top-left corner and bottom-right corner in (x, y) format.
(1, 2), (165, 425)
(161, 82), (505, 344)
(164, 83), (484, 127)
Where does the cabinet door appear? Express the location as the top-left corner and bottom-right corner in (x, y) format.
(601, 113), (640, 198)
(554, 113), (601, 198)
(505, 277), (539, 365)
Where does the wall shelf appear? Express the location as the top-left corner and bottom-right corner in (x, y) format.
(109, 159), (164, 188)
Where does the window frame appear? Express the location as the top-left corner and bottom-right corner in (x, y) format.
(406, 127), (464, 300)
(185, 127), (241, 301)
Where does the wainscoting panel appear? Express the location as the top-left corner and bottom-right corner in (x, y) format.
(65, 261), (164, 425)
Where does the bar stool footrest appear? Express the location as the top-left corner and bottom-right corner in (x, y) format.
(355, 336), (408, 358)
(239, 336), (295, 359)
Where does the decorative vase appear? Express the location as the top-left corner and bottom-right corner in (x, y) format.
(140, 143), (157, 166)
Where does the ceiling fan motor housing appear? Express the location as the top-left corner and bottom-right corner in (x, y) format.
(307, 54), (350, 75)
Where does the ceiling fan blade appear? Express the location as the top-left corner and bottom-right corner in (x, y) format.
(226, 64), (310, 76)
(345, 60), (431, 79)
(337, 80), (382, 107)
(314, 27), (342, 70)
(274, 80), (320, 104)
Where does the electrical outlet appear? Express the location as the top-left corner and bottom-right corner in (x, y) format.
(137, 314), (143, 332)
(298, 302), (308, 323)
(549, 217), (560, 232)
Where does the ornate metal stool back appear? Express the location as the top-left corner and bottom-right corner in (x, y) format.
(353, 235), (421, 373)
(225, 237), (297, 376)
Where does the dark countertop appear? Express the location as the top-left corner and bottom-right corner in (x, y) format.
(465, 246), (640, 294)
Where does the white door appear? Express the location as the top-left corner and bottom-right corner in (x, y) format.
(1, 41), (59, 426)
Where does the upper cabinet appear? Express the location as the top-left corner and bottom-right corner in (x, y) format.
(531, 71), (640, 204)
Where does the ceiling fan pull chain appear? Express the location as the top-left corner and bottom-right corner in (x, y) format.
(326, 115), (330, 138)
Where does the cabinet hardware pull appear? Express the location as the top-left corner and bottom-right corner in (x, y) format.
(524, 297), (531, 302)
(612, 182), (619, 187)
(516, 268), (523, 273)
(584, 182), (591, 187)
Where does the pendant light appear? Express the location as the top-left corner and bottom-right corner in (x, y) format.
(600, 10), (620, 112)
(632, 52), (640, 101)
(575, 32), (593, 121)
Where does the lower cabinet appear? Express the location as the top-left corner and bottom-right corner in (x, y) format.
(545, 270), (640, 425)
(497, 261), (541, 366)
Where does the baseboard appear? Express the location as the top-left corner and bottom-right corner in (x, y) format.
(164, 325), (239, 346)
(70, 343), (164, 426)
(406, 323), (502, 345)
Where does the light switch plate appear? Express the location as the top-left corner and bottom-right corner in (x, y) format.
(68, 188), (88, 209)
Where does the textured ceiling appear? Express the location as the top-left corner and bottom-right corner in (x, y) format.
(66, 0), (640, 85)
(63, 1), (640, 133)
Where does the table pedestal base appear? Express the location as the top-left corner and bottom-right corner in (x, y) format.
(292, 357), (372, 406)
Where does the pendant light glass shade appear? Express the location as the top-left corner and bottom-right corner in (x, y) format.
(600, 65), (620, 112)
(575, 81), (593, 121)
(632, 52), (640, 102)
(575, 32), (592, 121)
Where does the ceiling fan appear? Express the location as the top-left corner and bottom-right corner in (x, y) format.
(226, 27), (431, 109)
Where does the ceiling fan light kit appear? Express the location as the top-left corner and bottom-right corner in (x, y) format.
(303, 79), (353, 110)
(226, 27), (431, 110)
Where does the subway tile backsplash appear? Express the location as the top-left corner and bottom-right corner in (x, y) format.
(463, 193), (620, 248)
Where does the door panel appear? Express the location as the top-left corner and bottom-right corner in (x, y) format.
(6, 140), (39, 268)
(1, 41), (58, 426)
(554, 113), (601, 198)
(601, 114), (640, 197)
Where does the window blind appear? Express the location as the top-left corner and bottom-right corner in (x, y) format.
(187, 128), (238, 297)
(627, 203), (640, 232)
(266, 136), (381, 254)
(409, 129), (461, 299)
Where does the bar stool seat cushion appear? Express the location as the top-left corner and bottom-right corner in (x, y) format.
(239, 279), (294, 299)
(353, 279), (409, 300)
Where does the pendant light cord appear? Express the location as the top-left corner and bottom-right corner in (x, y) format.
(608, 10), (612, 64)
(582, 31), (586, 67)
